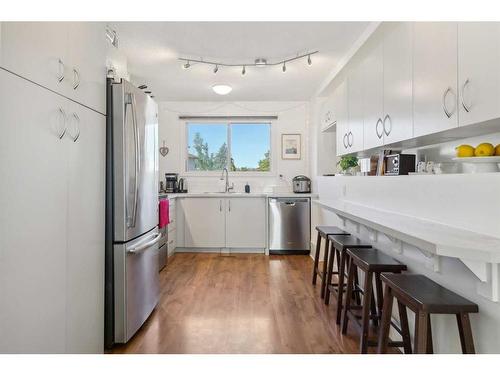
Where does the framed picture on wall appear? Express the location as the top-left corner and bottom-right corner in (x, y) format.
(281, 133), (301, 160)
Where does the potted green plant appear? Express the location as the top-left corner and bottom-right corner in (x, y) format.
(337, 156), (359, 175)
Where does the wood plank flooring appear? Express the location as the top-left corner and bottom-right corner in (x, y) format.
(110, 253), (389, 354)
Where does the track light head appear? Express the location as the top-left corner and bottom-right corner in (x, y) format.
(138, 84), (148, 90)
(282, 62), (286, 73)
(183, 61), (191, 69)
(242, 66), (246, 75)
(308, 54), (312, 66)
(213, 65), (219, 74)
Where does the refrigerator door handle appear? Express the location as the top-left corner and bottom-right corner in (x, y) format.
(127, 233), (162, 254)
(125, 92), (140, 229)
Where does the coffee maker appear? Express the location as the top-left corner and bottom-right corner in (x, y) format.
(165, 173), (178, 193)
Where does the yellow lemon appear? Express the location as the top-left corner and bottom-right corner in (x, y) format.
(474, 143), (495, 157)
(455, 144), (475, 158)
(495, 144), (500, 156)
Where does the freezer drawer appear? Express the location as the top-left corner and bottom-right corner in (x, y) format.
(114, 229), (160, 343)
(268, 197), (310, 254)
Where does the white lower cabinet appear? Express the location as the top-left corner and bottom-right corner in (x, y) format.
(225, 198), (266, 249)
(0, 68), (105, 353)
(182, 197), (226, 248)
(179, 197), (266, 250)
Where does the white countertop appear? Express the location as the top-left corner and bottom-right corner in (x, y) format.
(159, 192), (318, 199)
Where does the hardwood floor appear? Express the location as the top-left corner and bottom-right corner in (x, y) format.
(111, 252), (389, 354)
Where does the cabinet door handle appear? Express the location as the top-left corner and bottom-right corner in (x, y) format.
(383, 114), (392, 136)
(219, 200), (222, 212)
(442, 87), (456, 118)
(375, 118), (383, 139)
(343, 133), (348, 148)
(228, 200), (231, 212)
(347, 131), (353, 147)
(72, 68), (80, 90)
(461, 78), (471, 113)
(58, 108), (67, 139)
(57, 58), (65, 82)
(70, 113), (81, 142)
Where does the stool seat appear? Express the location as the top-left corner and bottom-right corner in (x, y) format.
(328, 234), (372, 250)
(315, 226), (350, 237)
(380, 274), (478, 314)
(347, 249), (407, 273)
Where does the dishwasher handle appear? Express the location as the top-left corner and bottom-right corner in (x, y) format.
(269, 197), (310, 204)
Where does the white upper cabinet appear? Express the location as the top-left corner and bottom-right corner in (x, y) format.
(320, 96), (336, 132)
(458, 22), (500, 127)
(332, 80), (349, 156)
(382, 22), (413, 144)
(0, 22), (106, 114)
(182, 198), (225, 248)
(1, 22), (69, 96)
(413, 22), (458, 136)
(362, 43), (384, 150)
(67, 22), (107, 114)
(347, 64), (364, 153)
(225, 198), (266, 249)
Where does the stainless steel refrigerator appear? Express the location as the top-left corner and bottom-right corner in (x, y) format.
(106, 78), (160, 345)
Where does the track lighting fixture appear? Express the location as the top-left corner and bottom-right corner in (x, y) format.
(138, 85), (148, 90)
(144, 91), (152, 94)
(178, 51), (317, 74)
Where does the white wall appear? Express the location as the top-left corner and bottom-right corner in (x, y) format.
(158, 101), (310, 193)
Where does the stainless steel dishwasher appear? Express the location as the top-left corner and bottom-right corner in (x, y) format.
(268, 197), (311, 254)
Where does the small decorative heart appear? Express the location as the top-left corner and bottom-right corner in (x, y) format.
(159, 141), (169, 157)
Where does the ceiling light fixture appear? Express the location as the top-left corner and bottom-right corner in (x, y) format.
(212, 84), (232, 95)
(178, 51), (317, 73)
(282, 62), (286, 73)
(138, 84), (148, 90)
(242, 66), (246, 75)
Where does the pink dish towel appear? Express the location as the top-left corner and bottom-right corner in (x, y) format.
(159, 199), (170, 229)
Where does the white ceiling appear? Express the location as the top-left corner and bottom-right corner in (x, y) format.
(112, 22), (371, 101)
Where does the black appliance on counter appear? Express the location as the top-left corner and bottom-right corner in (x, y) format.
(384, 154), (416, 175)
(165, 173), (178, 193)
(292, 175), (311, 193)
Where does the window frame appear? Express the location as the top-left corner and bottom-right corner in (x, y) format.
(182, 120), (274, 176)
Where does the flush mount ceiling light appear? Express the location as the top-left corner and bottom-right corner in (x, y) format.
(179, 51), (318, 75)
(212, 84), (232, 95)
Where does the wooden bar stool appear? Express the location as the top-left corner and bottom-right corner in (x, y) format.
(325, 235), (372, 324)
(341, 248), (408, 353)
(378, 274), (479, 354)
(312, 226), (350, 299)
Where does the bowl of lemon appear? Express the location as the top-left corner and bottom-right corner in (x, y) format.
(453, 143), (500, 173)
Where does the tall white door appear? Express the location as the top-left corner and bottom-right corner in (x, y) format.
(183, 198), (225, 248)
(0, 69), (69, 353)
(383, 22), (414, 144)
(362, 43), (384, 150)
(0, 22), (69, 97)
(225, 198), (266, 249)
(413, 22), (458, 136)
(347, 64), (364, 153)
(458, 22), (500, 127)
(65, 102), (105, 353)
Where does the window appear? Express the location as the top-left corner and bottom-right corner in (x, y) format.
(186, 122), (271, 172)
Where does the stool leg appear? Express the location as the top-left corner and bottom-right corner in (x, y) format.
(397, 301), (412, 354)
(375, 273), (384, 322)
(341, 257), (356, 335)
(414, 311), (429, 354)
(370, 288), (378, 327)
(360, 270), (374, 354)
(320, 238), (330, 299)
(456, 313), (475, 354)
(353, 269), (361, 306)
(426, 315), (434, 354)
(312, 232), (321, 285)
(324, 243), (336, 305)
(335, 249), (347, 324)
(377, 284), (393, 354)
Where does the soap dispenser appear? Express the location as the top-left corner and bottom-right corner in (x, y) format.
(244, 182), (250, 193)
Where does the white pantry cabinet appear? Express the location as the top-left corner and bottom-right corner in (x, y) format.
(413, 22), (458, 136)
(332, 80), (349, 156)
(382, 22), (413, 144)
(346, 64), (364, 153)
(458, 22), (500, 127)
(225, 197), (266, 248)
(0, 22), (107, 114)
(182, 197), (226, 248)
(0, 68), (105, 353)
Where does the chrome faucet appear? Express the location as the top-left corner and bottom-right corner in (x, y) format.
(221, 167), (234, 193)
